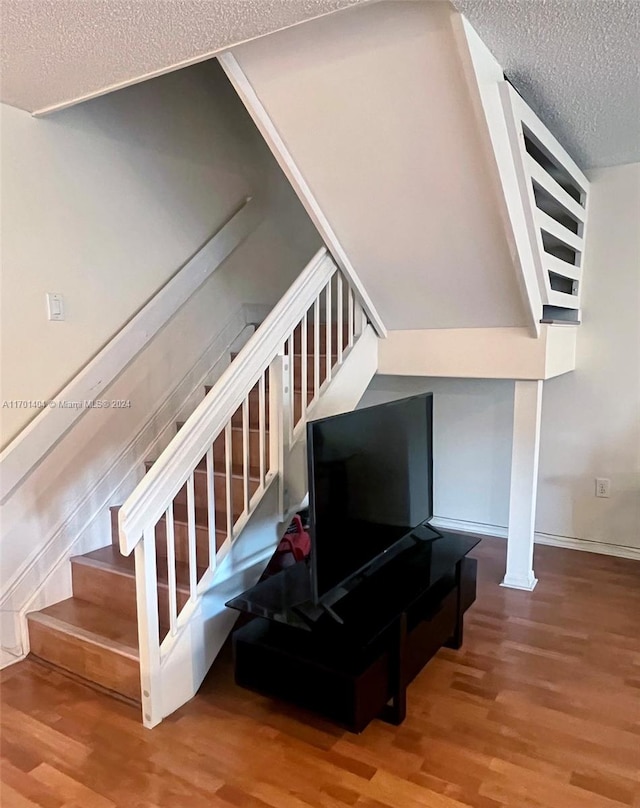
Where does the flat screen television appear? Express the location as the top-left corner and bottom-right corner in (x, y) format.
(307, 392), (434, 605)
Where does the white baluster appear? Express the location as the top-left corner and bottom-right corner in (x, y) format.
(268, 352), (289, 519)
(224, 421), (234, 542)
(336, 273), (343, 365)
(354, 297), (365, 338)
(348, 286), (355, 348)
(258, 373), (266, 488)
(186, 473), (197, 600)
(301, 311), (308, 421)
(242, 397), (250, 512)
(165, 503), (178, 635)
(313, 296), (320, 398)
(205, 445), (216, 574)
(325, 280), (332, 384)
(286, 334), (294, 447)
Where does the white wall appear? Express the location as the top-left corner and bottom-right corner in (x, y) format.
(1, 272), (245, 664)
(0, 60), (320, 663)
(536, 163), (640, 549)
(0, 59), (319, 446)
(231, 1), (528, 332)
(360, 162), (640, 551)
(360, 376), (514, 530)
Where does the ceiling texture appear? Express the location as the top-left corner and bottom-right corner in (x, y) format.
(452, 0), (640, 169)
(1, 0), (638, 169)
(0, 0), (372, 113)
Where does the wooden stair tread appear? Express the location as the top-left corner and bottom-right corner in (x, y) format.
(169, 501), (238, 529)
(28, 598), (139, 658)
(230, 350), (334, 360)
(74, 545), (205, 591)
(197, 457), (261, 478)
(146, 458), (261, 482)
(110, 503), (234, 539)
(292, 322), (347, 353)
(109, 503), (227, 530)
(208, 462), (262, 483)
(110, 503), (227, 532)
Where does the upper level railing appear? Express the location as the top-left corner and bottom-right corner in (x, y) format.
(118, 246), (367, 727)
(500, 82), (590, 320)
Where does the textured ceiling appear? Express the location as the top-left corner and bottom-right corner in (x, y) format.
(452, 0), (640, 169)
(1, 1), (638, 167)
(0, 0), (372, 113)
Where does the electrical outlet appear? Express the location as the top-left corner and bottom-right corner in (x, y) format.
(595, 478), (610, 498)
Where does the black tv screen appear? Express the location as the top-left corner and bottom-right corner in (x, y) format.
(307, 392), (433, 603)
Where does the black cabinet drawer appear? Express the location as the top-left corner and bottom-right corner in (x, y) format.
(404, 588), (457, 684)
(233, 618), (392, 732)
(460, 557), (477, 613)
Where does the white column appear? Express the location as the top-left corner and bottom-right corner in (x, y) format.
(501, 379), (543, 591)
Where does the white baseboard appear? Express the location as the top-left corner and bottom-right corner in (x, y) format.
(431, 516), (640, 561)
(431, 516), (508, 539)
(534, 532), (640, 561)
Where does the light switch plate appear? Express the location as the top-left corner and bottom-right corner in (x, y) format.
(47, 293), (65, 321)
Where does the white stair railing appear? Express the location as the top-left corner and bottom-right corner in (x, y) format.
(500, 82), (590, 318)
(118, 246), (367, 727)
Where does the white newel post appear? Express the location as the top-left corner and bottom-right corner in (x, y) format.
(269, 352), (291, 520)
(135, 533), (162, 728)
(502, 379), (543, 591)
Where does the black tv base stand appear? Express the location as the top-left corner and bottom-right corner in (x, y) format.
(227, 530), (479, 732)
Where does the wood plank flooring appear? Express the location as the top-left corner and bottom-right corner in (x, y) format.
(2, 538), (639, 808)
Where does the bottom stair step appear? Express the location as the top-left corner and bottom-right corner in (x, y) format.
(27, 598), (140, 703)
(72, 545), (204, 628)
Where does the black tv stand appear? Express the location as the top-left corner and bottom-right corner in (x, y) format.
(410, 522), (444, 542)
(319, 601), (345, 625)
(226, 530), (479, 732)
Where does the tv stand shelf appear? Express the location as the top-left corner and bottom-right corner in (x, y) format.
(228, 531), (479, 732)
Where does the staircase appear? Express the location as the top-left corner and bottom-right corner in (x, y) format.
(25, 377), (248, 704)
(25, 247), (379, 725)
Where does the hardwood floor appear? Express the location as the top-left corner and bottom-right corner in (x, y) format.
(2, 538), (639, 808)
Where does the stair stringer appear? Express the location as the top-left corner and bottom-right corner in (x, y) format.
(452, 15), (543, 335)
(151, 477), (280, 724)
(150, 322), (379, 726)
